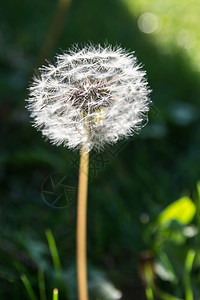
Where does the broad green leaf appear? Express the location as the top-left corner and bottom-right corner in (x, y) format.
(156, 252), (177, 283)
(159, 197), (196, 225)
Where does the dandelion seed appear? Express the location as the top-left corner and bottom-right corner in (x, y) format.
(26, 44), (151, 153)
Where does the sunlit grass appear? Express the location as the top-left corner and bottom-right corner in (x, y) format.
(124, 0), (200, 71)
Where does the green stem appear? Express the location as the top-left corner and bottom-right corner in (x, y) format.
(53, 288), (59, 300)
(184, 250), (195, 300)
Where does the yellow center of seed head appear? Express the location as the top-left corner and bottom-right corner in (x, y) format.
(81, 107), (106, 127)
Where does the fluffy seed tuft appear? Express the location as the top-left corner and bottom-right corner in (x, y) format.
(26, 44), (151, 152)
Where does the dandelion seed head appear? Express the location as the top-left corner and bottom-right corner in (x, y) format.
(26, 44), (151, 152)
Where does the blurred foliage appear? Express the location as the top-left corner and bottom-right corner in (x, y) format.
(140, 184), (200, 300)
(1, 0), (200, 299)
(124, 0), (200, 71)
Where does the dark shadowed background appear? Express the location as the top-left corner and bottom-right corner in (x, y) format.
(1, 0), (200, 299)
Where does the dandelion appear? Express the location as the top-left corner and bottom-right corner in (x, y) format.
(27, 44), (151, 153)
(26, 44), (151, 300)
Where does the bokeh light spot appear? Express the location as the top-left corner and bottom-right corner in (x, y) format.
(138, 12), (159, 34)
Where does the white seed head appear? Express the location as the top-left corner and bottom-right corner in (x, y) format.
(26, 44), (151, 152)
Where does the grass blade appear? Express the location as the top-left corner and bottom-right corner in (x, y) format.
(21, 274), (37, 300)
(38, 269), (47, 300)
(45, 229), (62, 278)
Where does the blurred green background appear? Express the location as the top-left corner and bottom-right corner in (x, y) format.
(1, 0), (200, 299)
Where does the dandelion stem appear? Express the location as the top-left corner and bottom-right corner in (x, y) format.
(77, 146), (89, 300)
(36, 0), (72, 67)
